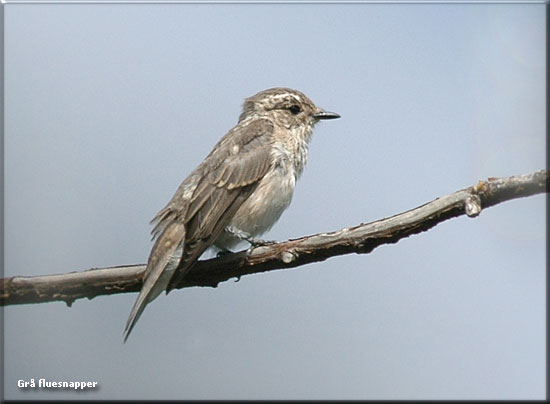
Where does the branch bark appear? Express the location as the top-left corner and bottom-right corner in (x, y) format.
(1, 170), (547, 307)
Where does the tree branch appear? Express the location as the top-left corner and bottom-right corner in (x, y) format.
(1, 170), (547, 307)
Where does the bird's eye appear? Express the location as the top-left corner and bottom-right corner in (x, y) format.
(289, 105), (301, 115)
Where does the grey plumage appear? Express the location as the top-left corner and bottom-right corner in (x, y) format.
(124, 87), (339, 342)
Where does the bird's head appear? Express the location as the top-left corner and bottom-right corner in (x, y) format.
(239, 87), (340, 129)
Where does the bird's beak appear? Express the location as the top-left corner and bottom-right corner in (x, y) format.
(313, 109), (341, 120)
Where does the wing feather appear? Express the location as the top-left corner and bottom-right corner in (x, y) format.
(164, 118), (275, 292)
(166, 184), (256, 292)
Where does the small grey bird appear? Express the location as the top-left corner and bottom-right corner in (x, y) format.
(124, 87), (340, 341)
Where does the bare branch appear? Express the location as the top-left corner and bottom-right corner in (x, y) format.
(1, 170), (547, 307)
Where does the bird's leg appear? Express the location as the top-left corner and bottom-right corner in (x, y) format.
(224, 226), (277, 248)
(224, 226), (277, 262)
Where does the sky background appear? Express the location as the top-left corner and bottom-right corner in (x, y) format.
(3, 1), (546, 400)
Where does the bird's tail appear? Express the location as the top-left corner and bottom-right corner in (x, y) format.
(123, 222), (185, 343)
(123, 287), (153, 343)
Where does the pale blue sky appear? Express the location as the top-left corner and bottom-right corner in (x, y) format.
(3, 2), (546, 400)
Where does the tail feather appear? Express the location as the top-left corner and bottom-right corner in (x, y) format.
(124, 290), (152, 343)
(123, 221), (185, 343)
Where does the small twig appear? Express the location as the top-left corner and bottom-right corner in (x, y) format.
(1, 170), (547, 307)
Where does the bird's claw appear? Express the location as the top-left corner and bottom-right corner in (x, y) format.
(246, 237), (276, 248)
(245, 238), (277, 260)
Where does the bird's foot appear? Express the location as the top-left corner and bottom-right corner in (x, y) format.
(244, 237), (277, 259)
(245, 237), (277, 248)
(224, 226), (275, 247)
(224, 226), (276, 255)
(216, 249), (233, 258)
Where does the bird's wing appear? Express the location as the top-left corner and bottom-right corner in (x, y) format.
(123, 118), (274, 340)
(165, 118), (275, 292)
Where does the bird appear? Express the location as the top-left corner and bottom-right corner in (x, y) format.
(123, 87), (340, 342)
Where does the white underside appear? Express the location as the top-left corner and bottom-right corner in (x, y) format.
(213, 164), (296, 249)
